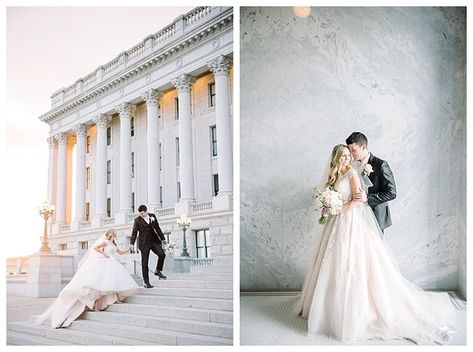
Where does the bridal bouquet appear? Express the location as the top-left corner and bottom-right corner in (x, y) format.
(314, 187), (344, 224)
(163, 242), (178, 255)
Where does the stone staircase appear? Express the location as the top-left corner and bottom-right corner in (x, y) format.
(7, 262), (233, 346)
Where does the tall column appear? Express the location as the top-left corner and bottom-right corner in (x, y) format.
(46, 137), (55, 203)
(208, 55), (233, 195)
(172, 74), (196, 202)
(73, 124), (87, 221)
(142, 89), (162, 210)
(94, 115), (109, 218)
(54, 132), (69, 224)
(116, 103), (133, 213)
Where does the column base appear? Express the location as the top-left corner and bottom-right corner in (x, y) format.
(212, 192), (233, 211)
(175, 200), (194, 216)
(71, 219), (85, 231)
(115, 211), (134, 225)
(92, 215), (107, 228)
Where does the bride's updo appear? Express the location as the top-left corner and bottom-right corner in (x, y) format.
(326, 144), (351, 188)
(104, 228), (117, 246)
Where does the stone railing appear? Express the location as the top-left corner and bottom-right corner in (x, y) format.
(50, 6), (227, 109)
(192, 201), (213, 213)
(102, 217), (115, 226)
(157, 207), (175, 217)
(185, 6), (212, 27)
(190, 257), (214, 266)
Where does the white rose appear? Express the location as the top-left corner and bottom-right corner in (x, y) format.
(363, 164), (373, 175)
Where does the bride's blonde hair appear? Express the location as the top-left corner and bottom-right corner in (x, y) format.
(105, 228), (117, 246)
(326, 144), (351, 188)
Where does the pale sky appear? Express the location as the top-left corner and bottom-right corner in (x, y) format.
(5, 6), (193, 257)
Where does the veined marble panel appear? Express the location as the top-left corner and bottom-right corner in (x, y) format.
(240, 7), (466, 295)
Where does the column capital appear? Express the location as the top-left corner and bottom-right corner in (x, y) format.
(172, 74), (196, 92)
(116, 102), (134, 118)
(141, 89), (163, 107)
(47, 136), (55, 148)
(54, 132), (69, 145)
(73, 123), (88, 138)
(208, 55), (232, 76)
(94, 114), (111, 128)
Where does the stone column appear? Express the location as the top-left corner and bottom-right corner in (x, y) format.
(46, 137), (55, 204)
(54, 132), (69, 224)
(172, 74), (196, 202)
(142, 89), (163, 210)
(208, 55), (233, 195)
(73, 124), (87, 222)
(117, 103), (133, 213)
(94, 115), (109, 218)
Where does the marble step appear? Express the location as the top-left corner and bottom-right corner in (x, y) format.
(69, 318), (232, 345)
(106, 303), (233, 324)
(82, 310), (232, 339)
(149, 279), (232, 290)
(7, 322), (154, 345)
(126, 294), (233, 311)
(159, 272), (233, 281)
(190, 265), (233, 274)
(7, 330), (75, 346)
(135, 287), (232, 299)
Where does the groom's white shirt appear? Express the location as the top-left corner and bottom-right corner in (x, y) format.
(143, 215), (150, 224)
(357, 152), (371, 169)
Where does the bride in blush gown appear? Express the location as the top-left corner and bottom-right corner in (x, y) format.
(35, 229), (139, 328)
(294, 144), (456, 344)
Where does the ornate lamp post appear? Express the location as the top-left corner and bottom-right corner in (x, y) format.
(176, 214), (191, 257)
(38, 200), (55, 253)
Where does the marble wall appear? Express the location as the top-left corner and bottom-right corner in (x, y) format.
(240, 7), (466, 296)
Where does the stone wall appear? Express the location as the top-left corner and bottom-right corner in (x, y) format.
(240, 7), (466, 295)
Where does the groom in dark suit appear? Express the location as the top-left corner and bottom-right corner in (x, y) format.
(129, 204), (167, 288)
(346, 132), (396, 233)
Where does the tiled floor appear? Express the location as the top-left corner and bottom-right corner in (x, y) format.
(240, 292), (466, 346)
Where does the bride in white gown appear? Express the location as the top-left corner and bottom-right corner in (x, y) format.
(35, 229), (139, 328)
(295, 144), (456, 344)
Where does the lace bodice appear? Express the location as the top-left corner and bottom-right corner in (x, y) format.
(334, 169), (356, 201)
(103, 240), (117, 257)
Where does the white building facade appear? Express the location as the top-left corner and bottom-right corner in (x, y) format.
(39, 7), (233, 268)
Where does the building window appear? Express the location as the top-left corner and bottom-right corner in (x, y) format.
(58, 243), (67, 251)
(86, 167), (91, 190)
(131, 117), (135, 137)
(79, 241), (88, 250)
(175, 97), (179, 119)
(131, 192), (135, 212)
(160, 186), (163, 206)
(107, 127), (112, 146)
(131, 152), (135, 178)
(177, 182), (181, 200)
(213, 174), (219, 197)
(107, 160), (111, 184)
(85, 202), (90, 221)
(107, 198), (111, 217)
(86, 135), (91, 153)
(175, 138), (180, 166)
(210, 125), (217, 157)
(159, 143), (162, 171)
(209, 82), (216, 107)
(195, 229), (210, 258)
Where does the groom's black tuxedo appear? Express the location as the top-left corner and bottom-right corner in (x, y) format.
(130, 213), (166, 285)
(366, 153), (396, 231)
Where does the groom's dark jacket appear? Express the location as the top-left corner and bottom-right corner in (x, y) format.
(130, 213), (166, 250)
(366, 154), (396, 231)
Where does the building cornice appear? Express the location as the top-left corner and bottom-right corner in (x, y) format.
(38, 7), (233, 125)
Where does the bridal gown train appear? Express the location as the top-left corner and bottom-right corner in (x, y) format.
(295, 169), (456, 344)
(35, 239), (139, 328)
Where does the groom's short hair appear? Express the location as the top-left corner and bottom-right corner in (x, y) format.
(138, 205), (147, 212)
(346, 132), (368, 147)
